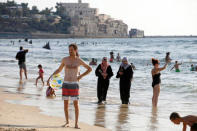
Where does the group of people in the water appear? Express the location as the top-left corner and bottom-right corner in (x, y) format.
(89, 52), (122, 66)
(15, 43), (197, 130)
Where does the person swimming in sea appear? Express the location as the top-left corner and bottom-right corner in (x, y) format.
(89, 58), (97, 65)
(171, 61), (182, 72)
(110, 51), (114, 62)
(165, 52), (172, 63)
(116, 53), (121, 62)
(191, 64), (195, 71)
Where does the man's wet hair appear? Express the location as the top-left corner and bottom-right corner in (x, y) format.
(170, 112), (180, 120)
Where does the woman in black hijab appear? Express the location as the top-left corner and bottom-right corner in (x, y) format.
(116, 57), (133, 104)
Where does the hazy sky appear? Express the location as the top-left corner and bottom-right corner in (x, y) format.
(1, 0), (197, 35)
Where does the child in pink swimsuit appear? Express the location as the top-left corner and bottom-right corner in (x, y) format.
(35, 64), (44, 86)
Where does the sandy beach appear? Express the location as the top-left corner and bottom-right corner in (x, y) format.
(0, 88), (110, 131)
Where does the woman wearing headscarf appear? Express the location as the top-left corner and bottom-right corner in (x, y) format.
(95, 57), (113, 104)
(116, 57), (133, 104)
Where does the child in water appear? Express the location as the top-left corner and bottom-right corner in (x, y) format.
(35, 64), (44, 86)
(170, 112), (197, 131)
(191, 64), (195, 71)
(171, 61), (182, 72)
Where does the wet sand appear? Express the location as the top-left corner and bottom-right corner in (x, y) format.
(0, 88), (110, 131)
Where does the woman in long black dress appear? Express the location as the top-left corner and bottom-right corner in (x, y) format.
(116, 57), (133, 104)
(95, 57), (113, 104)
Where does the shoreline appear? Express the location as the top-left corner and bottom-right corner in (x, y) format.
(0, 88), (110, 131)
(0, 32), (128, 39)
(0, 32), (197, 39)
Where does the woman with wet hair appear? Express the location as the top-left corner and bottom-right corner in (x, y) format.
(151, 58), (168, 107)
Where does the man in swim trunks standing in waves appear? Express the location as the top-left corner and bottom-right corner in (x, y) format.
(47, 44), (92, 129)
(171, 61), (182, 72)
(16, 46), (28, 81)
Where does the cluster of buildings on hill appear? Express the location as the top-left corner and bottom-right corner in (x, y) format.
(0, 0), (144, 38)
(60, 0), (128, 38)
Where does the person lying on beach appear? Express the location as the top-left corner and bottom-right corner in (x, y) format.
(170, 112), (197, 131)
(171, 61), (182, 72)
(35, 64), (44, 86)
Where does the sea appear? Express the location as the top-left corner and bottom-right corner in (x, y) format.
(0, 38), (197, 131)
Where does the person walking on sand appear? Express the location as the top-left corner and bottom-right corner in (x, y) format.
(95, 57), (113, 104)
(151, 58), (168, 107)
(15, 46), (28, 81)
(170, 112), (197, 131)
(116, 57), (133, 104)
(171, 61), (182, 72)
(47, 44), (92, 129)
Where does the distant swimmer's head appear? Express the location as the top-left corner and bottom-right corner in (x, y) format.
(175, 61), (178, 64)
(152, 58), (159, 67)
(191, 64), (194, 67)
(69, 43), (79, 57)
(170, 112), (181, 124)
(166, 52), (170, 55)
(20, 46), (23, 50)
(191, 123), (197, 131)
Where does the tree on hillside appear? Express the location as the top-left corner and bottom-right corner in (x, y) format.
(31, 6), (39, 14)
(40, 7), (53, 16)
(21, 3), (30, 17)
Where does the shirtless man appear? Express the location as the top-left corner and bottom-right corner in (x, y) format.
(47, 44), (92, 129)
(171, 61), (182, 72)
(170, 112), (197, 131)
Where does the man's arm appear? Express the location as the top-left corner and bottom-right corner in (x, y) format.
(47, 58), (65, 85)
(78, 59), (92, 81)
(170, 66), (174, 71)
(183, 123), (187, 131)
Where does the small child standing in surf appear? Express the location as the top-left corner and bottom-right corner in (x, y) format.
(35, 64), (44, 86)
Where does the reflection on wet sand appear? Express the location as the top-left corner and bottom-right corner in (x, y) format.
(17, 80), (26, 92)
(94, 105), (106, 127)
(149, 107), (158, 131)
(115, 105), (129, 131)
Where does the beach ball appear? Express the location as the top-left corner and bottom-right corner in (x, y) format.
(50, 74), (63, 90)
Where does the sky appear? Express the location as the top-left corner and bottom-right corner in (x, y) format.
(1, 0), (197, 36)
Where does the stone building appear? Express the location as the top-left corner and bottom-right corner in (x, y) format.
(60, 0), (128, 38)
(129, 29), (144, 38)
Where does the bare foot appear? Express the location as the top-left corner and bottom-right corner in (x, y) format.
(62, 122), (69, 127)
(75, 125), (80, 129)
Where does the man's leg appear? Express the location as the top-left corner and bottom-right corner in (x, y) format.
(24, 68), (27, 80)
(73, 100), (80, 129)
(62, 100), (69, 127)
(19, 68), (23, 81)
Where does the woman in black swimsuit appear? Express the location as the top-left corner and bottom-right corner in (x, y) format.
(151, 58), (168, 107)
